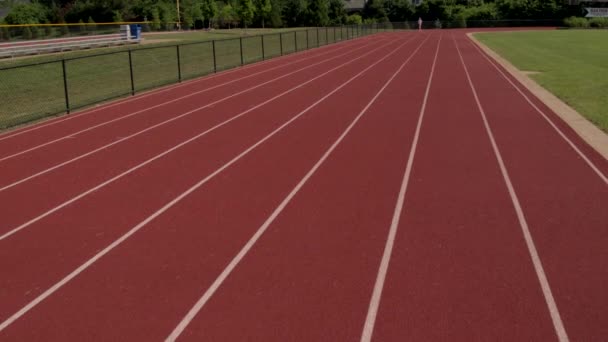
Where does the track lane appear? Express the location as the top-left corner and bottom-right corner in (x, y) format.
(368, 34), (558, 341)
(0, 37), (403, 233)
(0, 35), (377, 153)
(0, 34), (423, 338)
(0, 36), (386, 188)
(168, 33), (438, 342)
(467, 36), (608, 177)
(458, 33), (608, 341)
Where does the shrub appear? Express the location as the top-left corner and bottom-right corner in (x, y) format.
(564, 16), (589, 28)
(454, 13), (467, 28)
(0, 26), (10, 41)
(45, 26), (58, 38)
(87, 16), (96, 32)
(22, 26), (32, 39)
(589, 17), (608, 28)
(346, 14), (362, 25)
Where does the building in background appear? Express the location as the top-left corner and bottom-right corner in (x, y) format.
(344, 0), (366, 13)
(0, 8), (9, 20)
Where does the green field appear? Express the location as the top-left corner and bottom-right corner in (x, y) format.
(145, 28), (308, 42)
(0, 26), (357, 129)
(475, 30), (608, 133)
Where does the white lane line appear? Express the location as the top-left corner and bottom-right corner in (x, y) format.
(359, 34), (442, 342)
(0, 37), (411, 241)
(0, 35), (379, 142)
(165, 34), (431, 342)
(0, 39), (390, 193)
(0, 38), (377, 152)
(466, 39), (607, 184)
(455, 35), (570, 342)
(0, 34), (419, 334)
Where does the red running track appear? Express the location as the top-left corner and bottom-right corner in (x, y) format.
(0, 30), (606, 341)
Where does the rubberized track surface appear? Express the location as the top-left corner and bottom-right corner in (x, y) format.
(0, 30), (606, 341)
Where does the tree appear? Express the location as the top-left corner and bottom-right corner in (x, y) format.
(237, 0), (256, 29)
(3, 3), (48, 25)
(201, 0), (218, 28)
(218, 3), (236, 28)
(363, 0), (388, 22)
(87, 16), (96, 32)
(151, 7), (161, 30)
(112, 10), (123, 23)
(328, 0), (346, 25)
(283, 0), (307, 27)
(255, 0), (272, 28)
(383, 0), (414, 22)
(269, 0), (283, 27)
(307, 0), (329, 26)
(181, 0), (203, 29)
(346, 13), (362, 25)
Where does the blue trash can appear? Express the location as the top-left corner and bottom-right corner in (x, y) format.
(129, 24), (142, 40)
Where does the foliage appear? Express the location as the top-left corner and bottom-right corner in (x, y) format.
(346, 13), (362, 25)
(283, 0), (307, 27)
(363, 0), (388, 23)
(218, 3), (236, 27)
(237, 0), (256, 28)
(564, 16), (588, 28)
(0, 0), (584, 31)
(327, 0), (346, 25)
(588, 17), (608, 28)
(201, 0), (219, 28)
(255, 0), (272, 27)
(3, 3), (48, 25)
(384, 0), (413, 22)
(307, 0), (329, 26)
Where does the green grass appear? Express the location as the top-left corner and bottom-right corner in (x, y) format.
(146, 28), (304, 42)
(475, 30), (608, 133)
(0, 27), (356, 129)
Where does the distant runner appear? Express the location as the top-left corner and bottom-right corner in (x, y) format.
(418, 17), (423, 31)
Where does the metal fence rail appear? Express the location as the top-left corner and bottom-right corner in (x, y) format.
(0, 24), (388, 130)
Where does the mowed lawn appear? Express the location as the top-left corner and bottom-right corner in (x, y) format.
(144, 27), (308, 42)
(475, 30), (608, 133)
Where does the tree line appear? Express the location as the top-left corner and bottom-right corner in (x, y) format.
(0, 0), (586, 29)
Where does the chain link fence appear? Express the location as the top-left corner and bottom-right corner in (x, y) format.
(0, 24), (388, 130)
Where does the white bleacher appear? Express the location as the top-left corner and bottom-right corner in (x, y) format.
(0, 26), (141, 59)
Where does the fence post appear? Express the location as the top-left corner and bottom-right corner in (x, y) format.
(128, 50), (135, 95)
(325, 27), (328, 44)
(61, 59), (70, 114)
(306, 30), (309, 49)
(316, 28), (319, 47)
(333, 27), (336, 42)
(294, 31), (297, 51)
(212, 40), (217, 73)
(239, 37), (244, 65)
(176, 45), (182, 82)
(280, 33), (283, 55)
(261, 35), (265, 60)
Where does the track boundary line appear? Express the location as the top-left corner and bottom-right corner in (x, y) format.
(359, 34), (441, 342)
(0, 34), (420, 333)
(165, 34), (431, 342)
(0, 39), (393, 193)
(466, 37), (607, 184)
(0, 39), (380, 161)
(467, 33), (608, 162)
(0, 37), (413, 241)
(0, 35), (379, 143)
(454, 34), (570, 342)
